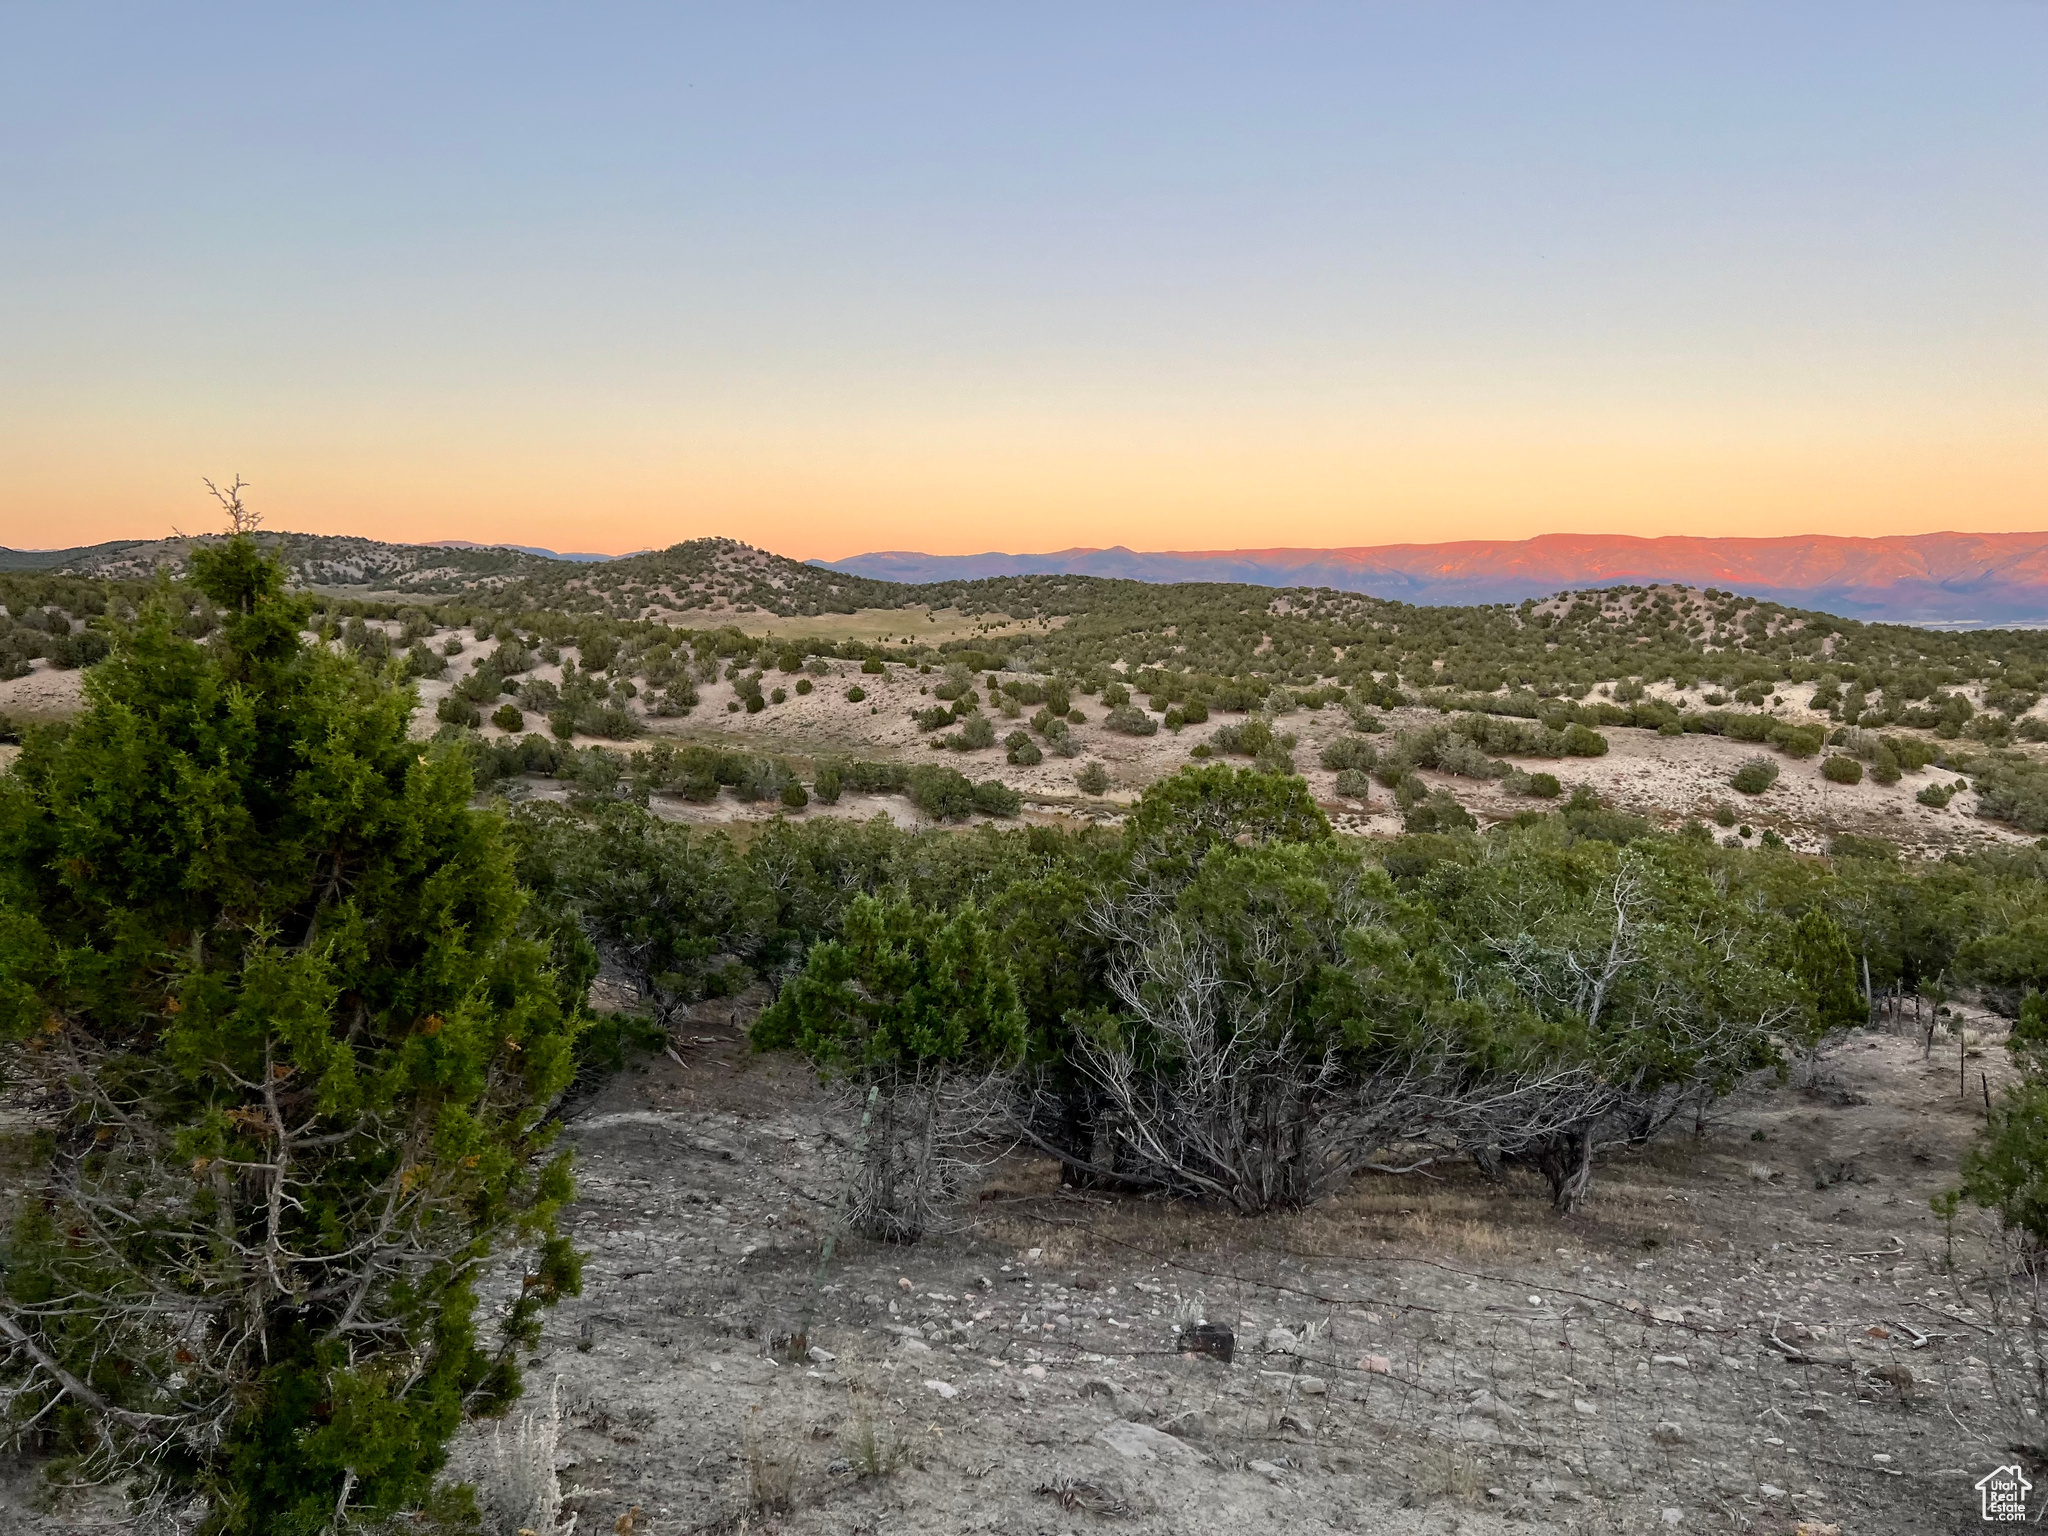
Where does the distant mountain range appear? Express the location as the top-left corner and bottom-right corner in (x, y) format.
(824, 532), (2048, 624)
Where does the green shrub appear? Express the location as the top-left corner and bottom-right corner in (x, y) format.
(1404, 787), (1476, 834)
(813, 762), (844, 803)
(1333, 767), (1373, 801)
(1104, 704), (1158, 736)
(1731, 757), (1779, 795)
(1561, 723), (1608, 757)
(1887, 733), (1941, 772)
(1006, 731), (1043, 766)
(1917, 782), (1954, 808)
(437, 692), (481, 727)
(780, 779), (809, 809)
(845, 684), (867, 702)
(404, 641), (447, 679)
(1076, 761), (1110, 796)
(751, 894), (1024, 1241)
(861, 655), (885, 673)
(796, 678), (813, 695)
(1772, 722), (1826, 758)
(1821, 754), (1863, 785)
(973, 779), (1022, 817)
(945, 713), (997, 751)
(1527, 772), (1561, 798)
(1253, 742), (1298, 775)
(1211, 718), (1273, 757)
(492, 702), (525, 732)
(1318, 735), (1378, 772)
(907, 764), (977, 820)
(1828, 832), (1897, 862)
(1971, 755), (2048, 832)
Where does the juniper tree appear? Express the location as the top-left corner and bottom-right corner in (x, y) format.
(753, 894), (1024, 1241)
(0, 536), (583, 1531)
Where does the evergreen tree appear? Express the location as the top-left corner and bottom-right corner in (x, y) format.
(0, 538), (583, 1531)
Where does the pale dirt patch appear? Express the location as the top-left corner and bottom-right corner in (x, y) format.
(0, 660), (87, 723)
(407, 999), (2004, 1536)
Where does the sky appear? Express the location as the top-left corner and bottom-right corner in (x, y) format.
(2, 4), (2043, 560)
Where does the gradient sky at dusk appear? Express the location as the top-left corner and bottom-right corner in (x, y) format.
(4, 4), (2043, 558)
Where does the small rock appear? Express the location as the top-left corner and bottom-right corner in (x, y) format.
(826, 1457), (851, 1475)
(1527, 1387), (1561, 1402)
(1161, 1408), (1216, 1442)
(807, 1345), (836, 1364)
(1023, 1364), (1047, 1379)
(1465, 1389), (1521, 1425)
(1358, 1353), (1393, 1375)
(1660, 1508), (1683, 1528)
(923, 1379), (957, 1399)
(1279, 1406), (1315, 1435)
(1652, 1421), (1684, 1446)
(1797, 1404), (1829, 1421)
(1079, 1378), (1135, 1413)
(1095, 1419), (1211, 1464)
(1297, 1376), (1327, 1396)
(897, 1277), (913, 1291)
(1262, 1326), (1298, 1355)
(1246, 1459), (1288, 1482)
(1760, 1483), (1787, 1499)
(1650, 1353), (1689, 1367)
(1572, 1398), (1598, 1416)
(896, 1338), (931, 1354)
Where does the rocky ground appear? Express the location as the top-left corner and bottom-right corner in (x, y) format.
(429, 999), (2020, 1536)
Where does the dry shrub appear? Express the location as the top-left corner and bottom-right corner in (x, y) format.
(477, 1378), (573, 1536)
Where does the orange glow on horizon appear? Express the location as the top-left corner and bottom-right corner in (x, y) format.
(10, 409), (2044, 561)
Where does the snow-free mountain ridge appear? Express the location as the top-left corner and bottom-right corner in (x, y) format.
(823, 531), (2048, 624)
